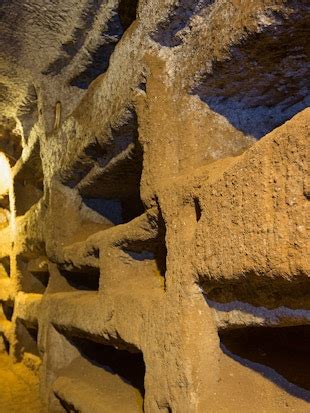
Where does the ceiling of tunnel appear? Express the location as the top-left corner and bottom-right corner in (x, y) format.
(1, 0), (309, 149)
(0, 0), (137, 135)
(1, 0), (83, 115)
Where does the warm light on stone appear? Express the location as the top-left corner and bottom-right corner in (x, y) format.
(0, 153), (11, 196)
(0, 1), (309, 412)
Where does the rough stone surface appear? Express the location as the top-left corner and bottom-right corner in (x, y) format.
(0, 1), (309, 412)
(0, 353), (43, 412)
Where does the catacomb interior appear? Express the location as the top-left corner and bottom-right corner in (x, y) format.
(0, 1), (309, 412)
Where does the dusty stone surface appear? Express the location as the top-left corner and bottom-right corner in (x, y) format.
(0, 1), (309, 412)
(0, 353), (43, 412)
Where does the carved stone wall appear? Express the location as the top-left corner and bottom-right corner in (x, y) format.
(0, 1), (309, 412)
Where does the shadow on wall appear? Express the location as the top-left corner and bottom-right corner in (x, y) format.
(42, 0), (139, 89)
(220, 325), (310, 402)
(17, 84), (38, 144)
(66, 334), (145, 397)
(69, 13), (124, 89)
(192, 4), (310, 139)
(14, 140), (44, 216)
(71, 0), (139, 89)
(42, 0), (109, 76)
(0, 117), (22, 165)
(151, 0), (215, 47)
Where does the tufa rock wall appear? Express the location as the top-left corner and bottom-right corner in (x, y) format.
(0, 0), (309, 412)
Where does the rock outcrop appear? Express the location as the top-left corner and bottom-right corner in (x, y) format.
(0, 1), (309, 412)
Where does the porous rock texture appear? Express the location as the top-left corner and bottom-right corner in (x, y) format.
(0, 0), (309, 412)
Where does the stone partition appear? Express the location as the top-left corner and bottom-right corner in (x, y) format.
(0, 1), (309, 412)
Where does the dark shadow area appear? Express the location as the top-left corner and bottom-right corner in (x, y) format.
(52, 328), (146, 411)
(77, 114), (142, 197)
(0, 333), (10, 354)
(192, 4), (310, 139)
(0, 117), (22, 165)
(68, 335), (145, 397)
(21, 268), (49, 294)
(0, 199), (9, 229)
(31, 271), (49, 290)
(1, 301), (14, 321)
(79, 140), (144, 222)
(53, 327), (146, 398)
(194, 197), (202, 222)
(0, 256), (10, 278)
(70, 0), (138, 89)
(126, 250), (155, 261)
(63, 109), (145, 225)
(154, 208), (167, 279)
(121, 208), (167, 280)
(152, 0), (215, 47)
(118, 0), (138, 31)
(121, 193), (145, 224)
(206, 297), (310, 323)
(14, 140), (44, 216)
(17, 253), (49, 294)
(83, 198), (124, 225)
(57, 265), (100, 291)
(123, 243), (166, 280)
(42, 0), (106, 76)
(0, 194), (9, 210)
(70, 13), (123, 89)
(17, 84), (38, 143)
(199, 271), (310, 310)
(220, 325), (310, 402)
(62, 139), (109, 189)
(15, 319), (39, 359)
(82, 194), (145, 225)
(58, 398), (79, 413)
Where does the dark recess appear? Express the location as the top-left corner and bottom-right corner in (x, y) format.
(0, 256), (10, 277)
(68, 335), (145, 397)
(42, 0), (106, 76)
(1, 301), (14, 321)
(0, 195), (9, 210)
(70, 0), (139, 89)
(194, 197), (202, 222)
(122, 207), (167, 279)
(70, 14), (123, 89)
(63, 140), (109, 189)
(118, 0), (138, 31)
(58, 398), (79, 413)
(57, 265), (100, 291)
(15, 319), (39, 359)
(221, 325), (310, 400)
(192, 5), (310, 139)
(17, 84), (38, 143)
(152, 0), (215, 47)
(14, 141), (44, 216)
(201, 272), (310, 310)
(64, 111), (145, 224)
(0, 333), (10, 354)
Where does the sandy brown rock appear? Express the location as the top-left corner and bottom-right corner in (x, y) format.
(0, 1), (309, 412)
